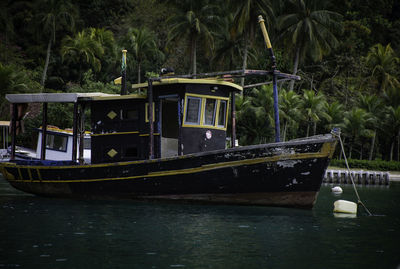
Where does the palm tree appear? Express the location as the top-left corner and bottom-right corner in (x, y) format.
(341, 108), (373, 159)
(277, 0), (342, 90)
(35, 0), (76, 87)
(0, 1), (16, 63)
(236, 85), (274, 144)
(279, 88), (301, 141)
(212, 14), (243, 70)
(383, 106), (400, 161)
(122, 27), (164, 83)
(88, 28), (117, 81)
(365, 43), (400, 93)
(300, 89), (327, 137)
(358, 94), (384, 160)
(229, 0), (274, 86)
(61, 30), (104, 84)
(167, 0), (218, 76)
(322, 101), (344, 132)
(0, 63), (30, 116)
(383, 86), (400, 108)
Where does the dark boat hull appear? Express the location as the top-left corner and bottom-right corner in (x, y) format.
(0, 134), (337, 208)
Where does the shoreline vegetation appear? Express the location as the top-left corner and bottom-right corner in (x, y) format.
(330, 159), (400, 172)
(1, 0), (399, 164)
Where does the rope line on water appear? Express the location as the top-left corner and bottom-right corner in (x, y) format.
(331, 129), (373, 216)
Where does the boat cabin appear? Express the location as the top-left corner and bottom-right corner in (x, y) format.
(90, 78), (241, 163)
(6, 79), (241, 164)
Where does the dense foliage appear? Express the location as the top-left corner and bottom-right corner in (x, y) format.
(330, 159), (400, 171)
(1, 0), (399, 162)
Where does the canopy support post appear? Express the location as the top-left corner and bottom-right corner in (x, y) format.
(10, 104), (17, 160)
(231, 93), (236, 148)
(178, 98), (183, 155)
(40, 103), (48, 160)
(72, 102), (78, 162)
(78, 103), (85, 164)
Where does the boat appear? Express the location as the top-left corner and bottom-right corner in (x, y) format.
(0, 17), (337, 208)
(0, 78), (337, 208)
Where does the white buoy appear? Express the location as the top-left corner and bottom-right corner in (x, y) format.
(331, 186), (343, 193)
(333, 213), (357, 218)
(333, 200), (357, 214)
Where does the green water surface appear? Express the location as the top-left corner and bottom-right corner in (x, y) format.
(0, 174), (399, 269)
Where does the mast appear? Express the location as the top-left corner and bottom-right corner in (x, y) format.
(121, 49), (127, 95)
(258, 15), (280, 142)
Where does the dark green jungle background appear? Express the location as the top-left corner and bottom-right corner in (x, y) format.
(1, 0), (400, 163)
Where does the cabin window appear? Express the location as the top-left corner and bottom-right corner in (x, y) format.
(204, 99), (216, 126)
(183, 94), (229, 130)
(185, 97), (201, 124)
(84, 138), (91, 149)
(46, 134), (68, 152)
(217, 100), (227, 127)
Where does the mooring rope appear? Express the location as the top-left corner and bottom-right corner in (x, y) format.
(331, 129), (373, 216)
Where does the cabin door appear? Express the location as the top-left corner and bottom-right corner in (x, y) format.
(160, 97), (179, 157)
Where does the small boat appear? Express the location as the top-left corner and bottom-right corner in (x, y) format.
(7, 126), (91, 162)
(0, 17), (337, 208)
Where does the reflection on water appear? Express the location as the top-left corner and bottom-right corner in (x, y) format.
(1, 174), (399, 269)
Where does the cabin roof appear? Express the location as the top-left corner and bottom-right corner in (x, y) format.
(36, 126), (91, 136)
(131, 78), (243, 92)
(5, 92), (146, 103)
(0, 121), (10, 127)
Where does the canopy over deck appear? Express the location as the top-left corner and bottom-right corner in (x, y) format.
(5, 92), (120, 103)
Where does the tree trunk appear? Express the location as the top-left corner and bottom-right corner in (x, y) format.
(397, 130), (400, 161)
(313, 121), (317, 136)
(283, 121), (287, 141)
(345, 70), (349, 105)
(306, 122), (310, 137)
(138, 62), (141, 84)
(78, 63), (82, 86)
(289, 47), (300, 91)
(41, 37), (52, 89)
(191, 36), (197, 76)
(368, 130), (376, 161)
(390, 140), (394, 161)
(349, 143), (353, 159)
(240, 31), (249, 88)
(5, 31), (8, 64)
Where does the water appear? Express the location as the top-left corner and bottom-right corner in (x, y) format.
(1, 174), (399, 269)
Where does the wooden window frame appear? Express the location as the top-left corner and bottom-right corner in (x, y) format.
(183, 93), (229, 130)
